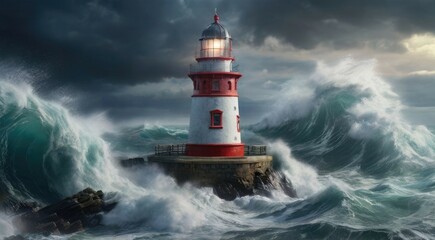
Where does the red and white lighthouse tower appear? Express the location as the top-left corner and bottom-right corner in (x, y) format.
(147, 12), (275, 200)
(185, 12), (244, 157)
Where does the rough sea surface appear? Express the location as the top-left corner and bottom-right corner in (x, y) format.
(1, 58), (435, 239)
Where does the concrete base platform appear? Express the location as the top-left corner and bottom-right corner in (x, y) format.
(119, 154), (295, 200)
(148, 155), (273, 187)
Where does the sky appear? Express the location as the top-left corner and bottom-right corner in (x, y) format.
(1, 0), (435, 127)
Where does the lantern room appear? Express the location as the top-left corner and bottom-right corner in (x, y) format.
(197, 13), (232, 59)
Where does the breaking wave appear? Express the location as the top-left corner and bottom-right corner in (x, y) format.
(249, 58), (435, 239)
(0, 81), (208, 238)
(254, 58), (435, 177)
(0, 81), (115, 203)
(1, 58), (435, 239)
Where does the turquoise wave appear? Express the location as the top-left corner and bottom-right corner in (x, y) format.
(0, 82), (108, 204)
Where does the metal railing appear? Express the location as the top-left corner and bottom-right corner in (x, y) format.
(244, 145), (267, 156)
(154, 144), (186, 156)
(153, 144), (267, 156)
(189, 63), (240, 74)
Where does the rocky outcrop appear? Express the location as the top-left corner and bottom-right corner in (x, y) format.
(11, 188), (117, 236)
(121, 156), (297, 201)
(213, 169), (297, 200)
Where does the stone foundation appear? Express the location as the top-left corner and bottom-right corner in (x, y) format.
(147, 155), (296, 200)
(148, 155), (271, 185)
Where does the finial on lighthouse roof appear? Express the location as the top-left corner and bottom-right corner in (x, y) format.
(214, 8), (219, 23)
(201, 9), (230, 39)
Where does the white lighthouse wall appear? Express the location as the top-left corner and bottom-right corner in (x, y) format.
(193, 60), (232, 72)
(188, 97), (241, 144)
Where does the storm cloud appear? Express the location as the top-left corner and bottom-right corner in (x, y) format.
(235, 0), (435, 50)
(1, 0), (208, 88)
(1, 0), (435, 124)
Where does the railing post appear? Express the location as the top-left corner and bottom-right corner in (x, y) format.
(153, 144), (189, 156)
(243, 145), (268, 156)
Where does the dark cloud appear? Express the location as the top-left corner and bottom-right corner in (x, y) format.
(0, 0), (221, 90)
(234, 0), (435, 50)
(3, 0), (433, 90)
(1, 0), (435, 124)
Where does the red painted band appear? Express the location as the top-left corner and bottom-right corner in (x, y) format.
(186, 144), (245, 157)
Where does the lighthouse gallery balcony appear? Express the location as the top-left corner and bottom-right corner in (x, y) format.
(189, 62), (239, 74)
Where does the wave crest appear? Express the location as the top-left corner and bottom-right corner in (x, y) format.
(0, 81), (113, 202)
(253, 58), (435, 176)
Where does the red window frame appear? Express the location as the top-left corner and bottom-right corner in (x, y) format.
(210, 109), (223, 129)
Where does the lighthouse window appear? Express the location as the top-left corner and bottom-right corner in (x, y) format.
(201, 39), (226, 58)
(213, 114), (221, 125)
(228, 81), (232, 90)
(209, 109), (223, 129)
(212, 80), (220, 91)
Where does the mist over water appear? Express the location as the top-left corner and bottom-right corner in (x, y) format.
(1, 58), (435, 239)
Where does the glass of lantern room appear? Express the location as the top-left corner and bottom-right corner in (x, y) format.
(198, 17), (232, 59)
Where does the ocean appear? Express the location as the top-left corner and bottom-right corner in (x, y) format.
(1, 58), (435, 239)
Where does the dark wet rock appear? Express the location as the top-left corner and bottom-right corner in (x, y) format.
(213, 180), (254, 201)
(213, 182), (240, 201)
(0, 191), (41, 216)
(213, 169), (297, 201)
(11, 188), (118, 236)
(253, 169), (297, 198)
(12, 201), (41, 215)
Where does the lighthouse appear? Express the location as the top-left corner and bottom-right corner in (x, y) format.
(186, 12), (244, 157)
(146, 12), (280, 200)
